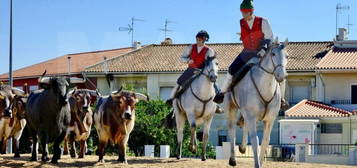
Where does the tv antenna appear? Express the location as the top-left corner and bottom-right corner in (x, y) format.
(159, 19), (176, 38)
(336, 3), (349, 37)
(119, 17), (145, 46)
(346, 14), (354, 35)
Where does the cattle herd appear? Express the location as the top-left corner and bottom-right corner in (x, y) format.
(0, 73), (148, 164)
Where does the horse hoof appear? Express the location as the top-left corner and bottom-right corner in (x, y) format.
(201, 157), (206, 161)
(30, 157), (37, 161)
(98, 159), (105, 163)
(239, 145), (246, 154)
(63, 151), (69, 155)
(176, 155), (181, 160)
(14, 154), (20, 158)
(78, 155), (84, 159)
(229, 158), (237, 166)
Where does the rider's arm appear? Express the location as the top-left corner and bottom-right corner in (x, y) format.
(262, 18), (273, 41)
(205, 48), (215, 59)
(260, 18), (273, 51)
(180, 45), (193, 63)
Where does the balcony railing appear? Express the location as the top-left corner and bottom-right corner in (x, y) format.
(331, 99), (351, 104)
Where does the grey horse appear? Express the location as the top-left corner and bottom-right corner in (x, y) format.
(173, 56), (219, 161)
(224, 38), (288, 168)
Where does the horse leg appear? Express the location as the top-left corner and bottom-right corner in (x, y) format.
(225, 95), (238, 166)
(175, 112), (185, 160)
(187, 114), (197, 154)
(259, 119), (274, 165)
(239, 123), (248, 154)
(63, 136), (69, 155)
(201, 115), (213, 161)
(246, 117), (261, 168)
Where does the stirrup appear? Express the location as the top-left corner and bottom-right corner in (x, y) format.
(213, 92), (225, 104)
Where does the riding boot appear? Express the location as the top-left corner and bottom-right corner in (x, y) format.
(166, 84), (181, 106)
(280, 98), (290, 111)
(213, 74), (233, 104)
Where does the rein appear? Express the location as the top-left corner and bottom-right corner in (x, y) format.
(177, 57), (216, 118)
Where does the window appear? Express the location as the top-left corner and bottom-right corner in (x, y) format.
(321, 123), (342, 134)
(290, 84), (310, 104)
(352, 85), (357, 104)
(160, 87), (173, 100)
(218, 130), (228, 146)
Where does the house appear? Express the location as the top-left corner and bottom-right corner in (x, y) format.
(281, 99), (357, 145)
(84, 41), (333, 145)
(0, 47), (132, 91)
(280, 29), (357, 145)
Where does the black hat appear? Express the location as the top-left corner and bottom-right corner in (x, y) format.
(196, 30), (209, 41)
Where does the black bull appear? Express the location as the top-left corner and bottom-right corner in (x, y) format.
(26, 76), (85, 163)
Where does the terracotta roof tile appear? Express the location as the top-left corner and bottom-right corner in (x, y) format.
(316, 47), (357, 70)
(85, 42), (333, 73)
(285, 99), (351, 118)
(0, 48), (132, 79)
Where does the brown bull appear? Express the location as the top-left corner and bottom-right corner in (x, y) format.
(63, 89), (99, 158)
(0, 85), (26, 157)
(93, 87), (147, 163)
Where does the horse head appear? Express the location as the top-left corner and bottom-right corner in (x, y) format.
(203, 56), (219, 83)
(264, 37), (288, 82)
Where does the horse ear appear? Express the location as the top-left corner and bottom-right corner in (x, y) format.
(283, 38), (289, 47)
(274, 37), (279, 44)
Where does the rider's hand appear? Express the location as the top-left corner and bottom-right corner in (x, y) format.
(257, 49), (266, 57)
(188, 59), (194, 64)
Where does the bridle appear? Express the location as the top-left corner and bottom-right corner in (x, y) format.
(258, 45), (286, 76)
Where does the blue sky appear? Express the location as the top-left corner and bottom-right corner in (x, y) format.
(0, 0), (356, 74)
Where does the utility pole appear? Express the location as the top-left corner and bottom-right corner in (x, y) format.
(7, 0), (13, 154)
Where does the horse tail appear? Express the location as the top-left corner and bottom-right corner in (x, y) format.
(163, 110), (176, 129)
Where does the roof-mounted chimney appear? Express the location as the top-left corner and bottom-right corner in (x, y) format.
(336, 28), (348, 41)
(133, 41), (141, 50)
(161, 38), (173, 45)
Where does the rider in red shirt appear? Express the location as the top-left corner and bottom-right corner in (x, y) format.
(167, 30), (223, 113)
(214, 0), (288, 109)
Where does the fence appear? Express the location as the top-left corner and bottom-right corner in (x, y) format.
(234, 144), (295, 161)
(308, 144), (352, 156)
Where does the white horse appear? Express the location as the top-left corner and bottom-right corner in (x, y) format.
(225, 38), (288, 168)
(173, 56), (218, 161)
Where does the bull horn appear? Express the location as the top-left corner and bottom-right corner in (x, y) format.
(11, 88), (25, 96)
(135, 92), (149, 102)
(68, 88), (77, 95)
(70, 77), (86, 84)
(38, 77), (50, 84)
(111, 86), (123, 95)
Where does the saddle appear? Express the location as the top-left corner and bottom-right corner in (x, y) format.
(229, 57), (260, 91)
(175, 70), (202, 99)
